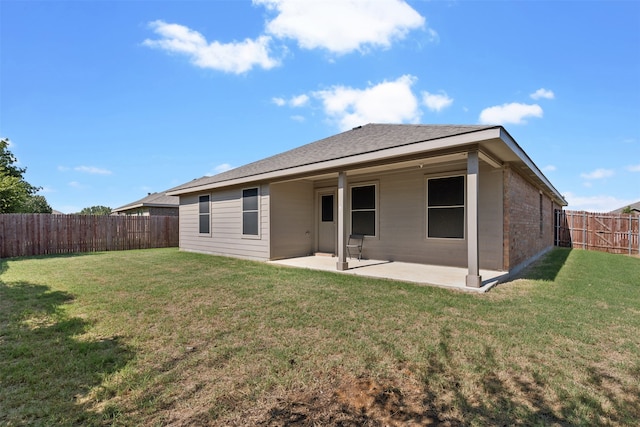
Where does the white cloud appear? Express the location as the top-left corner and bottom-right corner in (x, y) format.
(204, 163), (234, 176)
(542, 165), (557, 172)
(478, 102), (543, 125)
(212, 163), (233, 175)
(530, 88), (555, 100)
(272, 94), (309, 107)
(580, 168), (614, 180)
(37, 186), (55, 194)
(290, 94), (309, 107)
(427, 28), (439, 43)
(422, 90), (453, 112)
(255, 0), (425, 54)
(143, 20), (279, 74)
(74, 166), (112, 175)
(313, 75), (421, 131)
(68, 181), (87, 189)
(626, 164), (640, 172)
(564, 192), (634, 213)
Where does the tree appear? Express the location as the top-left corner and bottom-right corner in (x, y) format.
(78, 205), (112, 215)
(0, 137), (50, 213)
(17, 195), (52, 214)
(0, 174), (30, 213)
(621, 206), (633, 214)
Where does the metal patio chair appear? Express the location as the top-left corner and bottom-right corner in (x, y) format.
(346, 234), (364, 260)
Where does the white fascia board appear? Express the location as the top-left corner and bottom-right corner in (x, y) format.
(169, 128), (503, 196)
(499, 128), (567, 205)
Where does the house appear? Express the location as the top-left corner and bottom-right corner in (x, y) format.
(167, 124), (567, 288)
(610, 201), (640, 215)
(113, 192), (179, 216)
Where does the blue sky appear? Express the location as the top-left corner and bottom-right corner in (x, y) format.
(1, 0), (639, 213)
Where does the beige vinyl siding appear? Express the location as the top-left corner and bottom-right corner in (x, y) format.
(179, 161), (504, 269)
(316, 161), (503, 269)
(270, 181), (314, 259)
(178, 184), (270, 260)
(361, 166), (468, 267)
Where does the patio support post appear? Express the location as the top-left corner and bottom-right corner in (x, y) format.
(336, 171), (349, 271)
(466, 150), (482, 287)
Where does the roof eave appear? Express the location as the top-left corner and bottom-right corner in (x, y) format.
(113, 203), (177, 212)
(498, 128), (567, 206)
(168, 126), (567, 207)
(167, 127), (503, 196)
(113, 203), (144, 212)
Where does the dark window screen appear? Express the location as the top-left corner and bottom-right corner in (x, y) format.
(428, 207), (464, 238)
(242, 188), (258, 211)
(321, 194), (334, 222)
(351, 185), (376, 236)
(198, 195), (210, 234)
(428, 176), (464, 206)
(352, 185), (375, 210)
(243, 212), (258, 235)
(427, 176), (464, 239)
(242, 188), (259, 236)
(352, 211), (375, 236)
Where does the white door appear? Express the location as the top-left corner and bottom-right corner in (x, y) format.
(317, 190), (337, 254)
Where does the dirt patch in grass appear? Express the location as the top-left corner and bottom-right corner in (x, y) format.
(249, 372), (439, 427)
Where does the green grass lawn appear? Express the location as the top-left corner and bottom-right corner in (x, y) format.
(1, 248), (639, 426)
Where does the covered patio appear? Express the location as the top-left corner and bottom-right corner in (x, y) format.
(270, 255), (508, 293)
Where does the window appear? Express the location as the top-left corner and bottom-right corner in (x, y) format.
(199, 195), (210, 234)
(351, 184), (376, 236)
(427, 176), (465, 239)
(321, 194), (334, 222)
(242, 187), (259, 236)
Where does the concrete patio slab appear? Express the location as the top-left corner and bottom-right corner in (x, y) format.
(269, 256), (508, 292)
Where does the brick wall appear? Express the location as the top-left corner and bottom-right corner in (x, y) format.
(503, 166), (557, 270)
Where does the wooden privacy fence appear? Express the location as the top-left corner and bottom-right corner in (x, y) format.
(555, 210), (639, 255)
(0, 214), (179, 258)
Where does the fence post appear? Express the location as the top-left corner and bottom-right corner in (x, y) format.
(583, 211), (587, 250)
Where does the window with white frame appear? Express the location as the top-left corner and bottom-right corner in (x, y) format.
(242, 187), (259, 236)
(198, 195), (210, 234)
(427, 175), (465, 239)
(351, 184), (376, 236)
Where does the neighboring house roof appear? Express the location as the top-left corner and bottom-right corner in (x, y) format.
(167, 123), (566, 205)
(610, 201), (640, 214)
(113, 192), (179, 213)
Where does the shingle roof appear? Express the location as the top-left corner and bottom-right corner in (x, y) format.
(610, 201), (640, 214)
(169, 123), (496, 193)
(113, 192), (179, 212)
